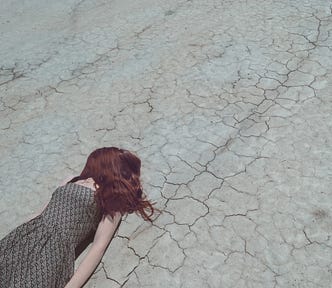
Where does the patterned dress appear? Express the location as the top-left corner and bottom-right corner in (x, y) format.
(0, 183), (100, 288)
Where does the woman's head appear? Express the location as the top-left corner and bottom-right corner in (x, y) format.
(69, 147), (154, 221)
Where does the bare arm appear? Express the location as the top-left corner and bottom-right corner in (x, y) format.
(64, 212), (122, 288)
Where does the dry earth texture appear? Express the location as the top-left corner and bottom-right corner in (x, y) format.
(1, 0), (332, 287)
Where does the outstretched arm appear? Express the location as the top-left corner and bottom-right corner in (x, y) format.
(64, 212), (122, 288)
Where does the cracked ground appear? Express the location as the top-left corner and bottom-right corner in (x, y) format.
(1, 0), (332, 287)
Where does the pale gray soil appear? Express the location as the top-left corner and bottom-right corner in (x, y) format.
(1, 0), (332, 287)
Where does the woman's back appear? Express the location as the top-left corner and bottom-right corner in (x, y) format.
(0, 183), (100, 288)
(43, 183), (100, 244)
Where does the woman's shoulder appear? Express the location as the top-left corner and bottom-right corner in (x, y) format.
(65, 178), (96, 192)
(59, 176), (96, 191)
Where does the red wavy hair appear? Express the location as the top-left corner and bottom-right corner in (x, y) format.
(68, 147), (155, 221)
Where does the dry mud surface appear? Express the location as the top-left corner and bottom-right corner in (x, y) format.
(1, 0), (332, 287)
